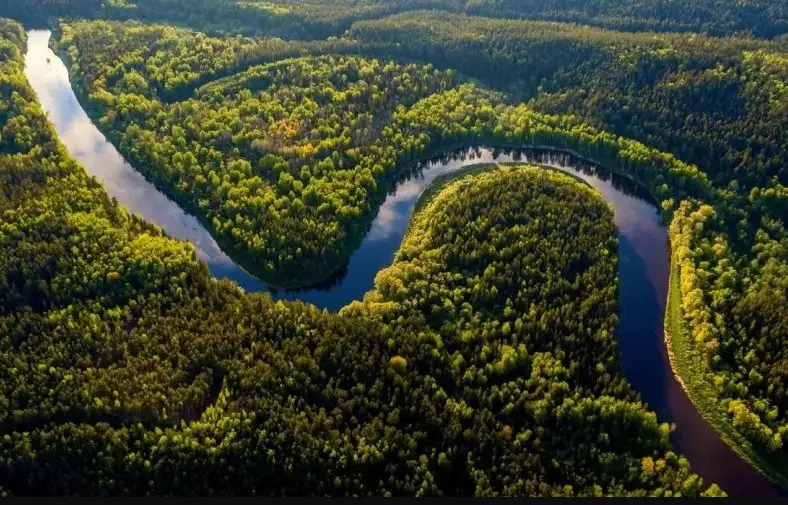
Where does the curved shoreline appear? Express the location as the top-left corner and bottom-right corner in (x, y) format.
(48, 27), (658, 291)
(23, 29), (783, 497)
(664, 258), (788, 492)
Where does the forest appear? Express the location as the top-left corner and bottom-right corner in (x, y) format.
(350, 11), (788, 190)
(0, 20), (724, 493)
(56, 19), (727, 287)
(7, 0), (788, 38)
(1, 0), (788, 497)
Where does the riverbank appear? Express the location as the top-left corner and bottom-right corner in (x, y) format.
(26, 28), (783, 496)
(49, 27), (668, 291)
(665, 257), (788, 491)
(413, 160), (600, 215)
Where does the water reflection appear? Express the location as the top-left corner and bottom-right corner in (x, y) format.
(273, 146), (662, 309)
(25, 29), (662, 311)
(24, 29), (780, 497)
(24, 30), (246, 275)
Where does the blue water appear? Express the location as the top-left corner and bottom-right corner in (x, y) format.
(24, 29), (779, 497)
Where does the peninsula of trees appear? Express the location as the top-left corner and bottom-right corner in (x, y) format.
(1, 0), (787, 495)
(0, 23), (720, 492)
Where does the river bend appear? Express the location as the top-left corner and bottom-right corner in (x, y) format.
(23, 29), (779, 497)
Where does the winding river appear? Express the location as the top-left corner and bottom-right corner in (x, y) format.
(24, 29), (780, 497)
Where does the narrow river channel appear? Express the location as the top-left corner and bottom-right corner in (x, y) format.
(24, 29), (780, 497)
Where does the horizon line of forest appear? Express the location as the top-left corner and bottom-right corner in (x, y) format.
(0, 0), (787, 496)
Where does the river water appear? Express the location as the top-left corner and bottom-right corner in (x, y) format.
(23, 29), (779, 497)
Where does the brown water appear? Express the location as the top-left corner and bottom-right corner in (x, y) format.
(24, 28), (781, 497)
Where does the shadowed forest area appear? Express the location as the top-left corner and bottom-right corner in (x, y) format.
(1, 0), (787, 496)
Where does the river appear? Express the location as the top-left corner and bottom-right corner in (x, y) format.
(23, 29), (780, 497)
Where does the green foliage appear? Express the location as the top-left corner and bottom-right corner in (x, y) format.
(350, 11), (788, 189)
(8, 0), (788, 38)
(52, 22), (788, 479)
(463, 0), (788, 38)
(351, 165), (622, 397)
(56, 20), (724, 288)
(0, 20), (722, 494)
(57, 20), (358, 101)
(1, 0), (788, 492)
(344, 13), (788, 477)
(57, 20), (463, 286)
(5, 0), (466, 39)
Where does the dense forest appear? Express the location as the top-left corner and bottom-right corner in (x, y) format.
(344, 16), (788, 479)
(6, 0), (788, 40)
(350, 12), (788, 190)
(1, 0), (788, 497)
(52, 15), (788, 488)
(58, 20), (464, 285)
(5, 0), (788, 38)
(463, 0), (788, 38)
(0, 20), (725, 493)
(56, 19), (721, 287)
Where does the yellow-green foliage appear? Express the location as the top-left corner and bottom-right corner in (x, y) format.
(0, 22), (714, 492)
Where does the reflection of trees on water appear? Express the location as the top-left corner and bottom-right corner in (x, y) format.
(504, 147), (654, 204)
(275, 264), (349, 295)
(287, 145), (660, 294)
(401, 146), (655, 203)
(388, 146), (488, 189)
